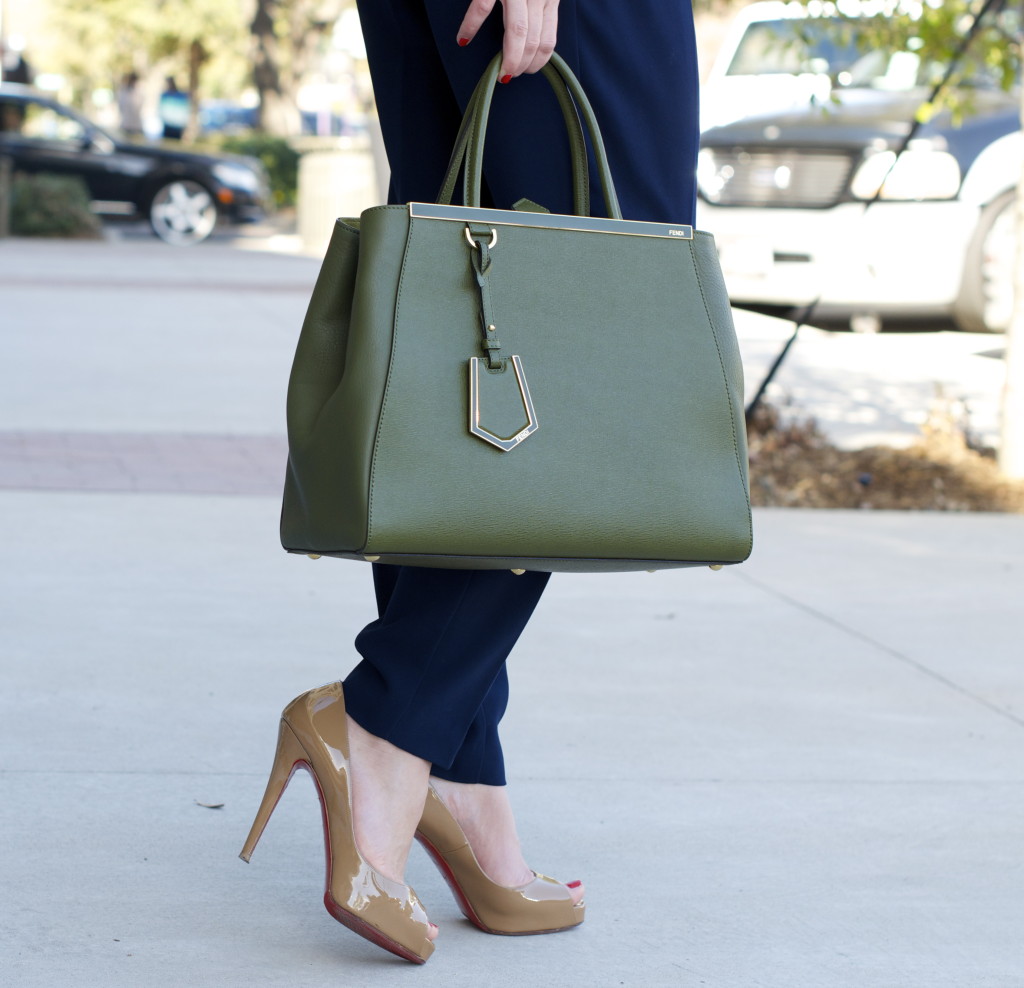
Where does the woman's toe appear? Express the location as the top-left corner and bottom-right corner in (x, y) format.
(566, 879), (585, 906)
(427, 922), (439, 941)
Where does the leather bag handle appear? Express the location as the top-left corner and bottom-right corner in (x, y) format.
(438, 52), (621, 219)
(438, 58), (590, 215)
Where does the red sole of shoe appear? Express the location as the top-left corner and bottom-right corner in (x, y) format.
(323, 892), (429, 964)
(305, 764), (432, 963)
(415, 832), (491, 932)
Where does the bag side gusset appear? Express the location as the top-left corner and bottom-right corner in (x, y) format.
(281, 207), (409, 554)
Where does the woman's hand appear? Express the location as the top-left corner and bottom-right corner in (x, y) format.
(457, 0), (560, 81)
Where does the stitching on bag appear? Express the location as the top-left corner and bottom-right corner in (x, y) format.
(365, 212), (418, 548)
(689, 239), (754, 543)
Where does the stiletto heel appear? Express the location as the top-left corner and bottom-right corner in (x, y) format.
(239, 719), (305, 863)
(415, 786), (585, 936)
(240, 683), (435, 964)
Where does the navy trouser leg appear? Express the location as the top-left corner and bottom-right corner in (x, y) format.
(344, 566), (549, 784)
(355, 0), (699, 222)
(345, 0), (699, 783)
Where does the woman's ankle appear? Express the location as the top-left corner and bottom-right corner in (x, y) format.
(428, 778), (585, 905)
(347, 716), (431, 884)
(428, 778), (535, 888)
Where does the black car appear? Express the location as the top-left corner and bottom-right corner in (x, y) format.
(0, 84), (269, 245)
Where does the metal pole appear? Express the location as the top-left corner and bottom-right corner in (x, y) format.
(0, 155), (12, 238)
(0, 0), (8, 82)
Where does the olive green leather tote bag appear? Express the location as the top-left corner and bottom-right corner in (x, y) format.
(280, 53), (752, 573)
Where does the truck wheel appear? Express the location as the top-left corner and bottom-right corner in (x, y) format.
(952, 191), (1015, 333)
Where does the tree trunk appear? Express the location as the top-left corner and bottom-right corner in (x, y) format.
(251, 0), (302, 136)
(998, 79), (1024, 477)
(184, 39), (206, 142)
(252, 0), (281, 131)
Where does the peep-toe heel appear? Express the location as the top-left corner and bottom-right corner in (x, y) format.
(240, 683), (435, 964)
(415, 785), (584, 936)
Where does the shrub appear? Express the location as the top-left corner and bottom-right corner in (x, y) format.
(9, 172), (103, 238)
(219, 134), (299, 207)
(746, 400), (1024, 512)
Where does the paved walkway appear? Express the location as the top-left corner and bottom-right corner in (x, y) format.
(1, 237), (1022, 988)
(0, 431), (286, 494)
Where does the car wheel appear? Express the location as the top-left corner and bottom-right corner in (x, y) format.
(148, 179), (218, 246)
(952, 191), (1015, 333)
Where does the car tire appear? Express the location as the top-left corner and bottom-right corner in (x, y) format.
(952, 190), (1016, 334)
(148, 178), (218, 246)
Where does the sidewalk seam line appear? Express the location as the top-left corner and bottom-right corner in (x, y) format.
(735, 571), (1024, 730)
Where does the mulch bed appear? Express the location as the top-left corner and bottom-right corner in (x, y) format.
(746, 402), (1024, 513)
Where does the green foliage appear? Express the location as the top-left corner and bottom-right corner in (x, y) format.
(789, 0), (1021, 118)
(778, 1), (1019, 125)
(218, 134), (300, 207)
(9, 173), (103, 238)
(47, 0), (251, 105)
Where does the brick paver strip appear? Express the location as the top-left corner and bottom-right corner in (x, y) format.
(0, 277), (314, 294)
(0, 431), (288, 495)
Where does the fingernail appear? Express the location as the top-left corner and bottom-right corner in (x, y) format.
(458, 37), (470, 47)
(499, 74), (513, 85)
(566, 880), (582, 889)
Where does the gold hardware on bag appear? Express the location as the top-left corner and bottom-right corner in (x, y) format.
(469, 354), (539, 452)
(410, 202), (694, 241)
(307, 554), (321, 560)
(709, 564), (724, 571)
(464, 225), (498, 249)
(365, 555), (381, 562)
(511, 568), (526, 575)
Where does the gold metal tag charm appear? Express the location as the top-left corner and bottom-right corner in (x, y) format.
(468, 354), (539, 452)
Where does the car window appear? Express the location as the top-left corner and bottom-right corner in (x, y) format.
(0, 99), (28, 133)
(6, 101), (87, 143)
(726, 19), (862, 77)
(726, 17), (1009, 93)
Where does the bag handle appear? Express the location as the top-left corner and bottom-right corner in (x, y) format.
(439, 52), (621, 220)
(437, 57), (590, 215)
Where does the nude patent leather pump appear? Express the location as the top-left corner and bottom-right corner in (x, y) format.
(239, 683), (435, 964)
(415, 785), (585, 936)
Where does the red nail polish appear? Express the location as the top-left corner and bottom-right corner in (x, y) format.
(567, 880), (582, 889)
(500, 74), (513, 85)
(458, 37), (470, 47)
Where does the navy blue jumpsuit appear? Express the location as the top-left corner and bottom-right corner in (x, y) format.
(343, 0), (700, 785)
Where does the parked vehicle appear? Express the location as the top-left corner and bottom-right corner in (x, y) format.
(198, 99), (259, 135)
(701, 1), (865, 131)
(0, 84), (269, 245)
(698, 52), (1020, 332)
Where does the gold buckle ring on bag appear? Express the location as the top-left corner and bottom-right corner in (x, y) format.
(464, 225), (498, 249)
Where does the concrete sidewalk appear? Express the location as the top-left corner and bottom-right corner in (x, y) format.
(1, 238), (1022, 988)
